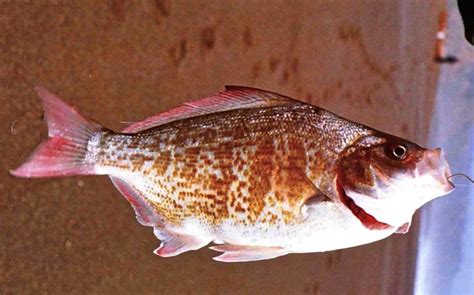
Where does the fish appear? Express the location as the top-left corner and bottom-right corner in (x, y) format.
(11, 86), (454, 262)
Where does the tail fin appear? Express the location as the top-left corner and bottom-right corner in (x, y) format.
(10, 86), (102, 178)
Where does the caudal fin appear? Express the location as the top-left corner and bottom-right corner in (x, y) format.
(10, 86), (102, 178)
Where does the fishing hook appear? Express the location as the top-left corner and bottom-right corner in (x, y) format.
(447, 173), (474, 187)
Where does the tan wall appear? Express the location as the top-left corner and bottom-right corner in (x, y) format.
(0, 1), (443, 294)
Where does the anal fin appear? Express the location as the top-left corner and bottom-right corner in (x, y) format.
(153, 229), (209, 257)
(109, 176), (161, 227)
(209, 244), (288, 262)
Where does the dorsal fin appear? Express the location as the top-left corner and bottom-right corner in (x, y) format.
(122, 86), (296, 133)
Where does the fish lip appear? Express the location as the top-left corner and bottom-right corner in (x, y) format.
(443, 168), (456, 192)
(445, 170), (456, 191)
(442, 162), (456, 192)
(419, 149), (455, 193)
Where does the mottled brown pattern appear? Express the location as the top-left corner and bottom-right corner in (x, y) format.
(96, 99), (372, 227)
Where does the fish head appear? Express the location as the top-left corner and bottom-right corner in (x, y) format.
(336, 134), (454, 227)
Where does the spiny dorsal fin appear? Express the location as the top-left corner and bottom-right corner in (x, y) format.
(122, 86), (297, 133)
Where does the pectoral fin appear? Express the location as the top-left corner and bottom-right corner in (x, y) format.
(277, 167), (332, 218)
(210, 244), (288, 262)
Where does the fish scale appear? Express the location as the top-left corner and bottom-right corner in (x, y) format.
(95, 105), (365, 228)
(11, 86), (454, 262)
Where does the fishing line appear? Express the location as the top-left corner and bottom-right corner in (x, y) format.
(447, 173), (474, 187)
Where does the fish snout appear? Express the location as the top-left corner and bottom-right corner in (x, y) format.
(420, 148), (454, 193)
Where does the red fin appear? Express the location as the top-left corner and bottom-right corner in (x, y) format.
(109, 176), (161, 226)
(122, 86), (295, 133)
(10, 87), (102, 178)
(210, 244), (288, 262)
(153, 230), (209, 257)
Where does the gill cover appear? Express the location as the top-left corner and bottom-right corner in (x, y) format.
(336, 134), (454, 227)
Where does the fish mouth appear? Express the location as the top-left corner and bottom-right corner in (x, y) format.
(419, 148), (455, 193)
(442, 164), (456, 192)
(334, 176), (390, 230)
(445, 170), (456, 192)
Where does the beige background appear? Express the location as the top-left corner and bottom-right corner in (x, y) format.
(0, 1), (443, 294)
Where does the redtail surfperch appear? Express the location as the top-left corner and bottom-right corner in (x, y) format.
(11, 86), (454, 262)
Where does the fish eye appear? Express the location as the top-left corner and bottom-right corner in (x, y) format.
(391, 145), (407, 159)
